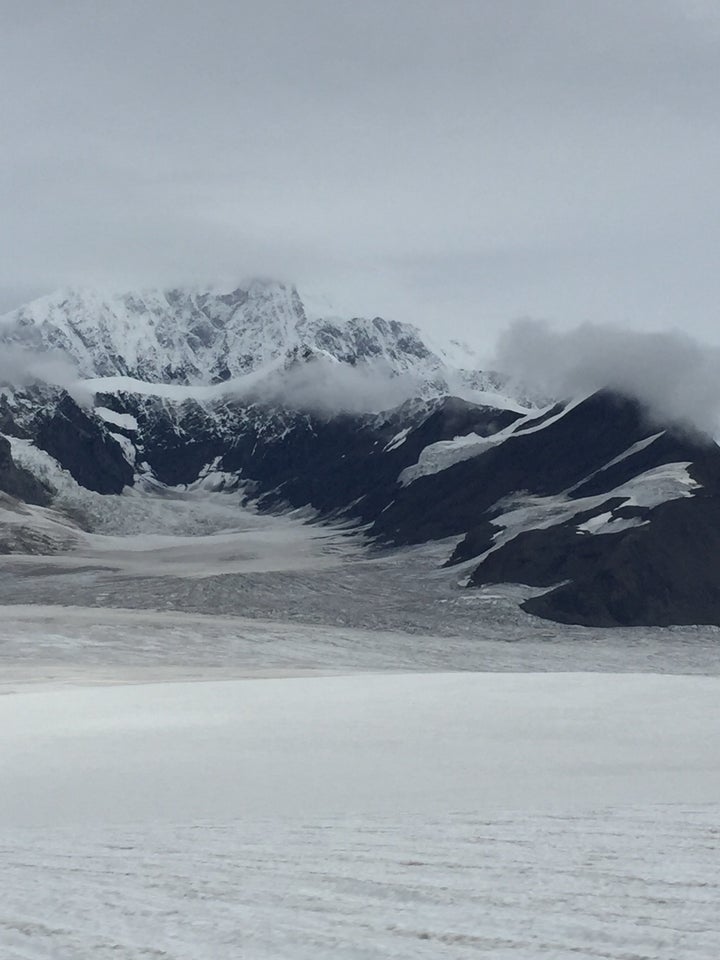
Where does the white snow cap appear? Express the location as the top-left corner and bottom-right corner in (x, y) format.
(0, 281), (518, 414)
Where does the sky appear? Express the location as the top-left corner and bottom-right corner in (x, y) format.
(2, 0), (720, 348)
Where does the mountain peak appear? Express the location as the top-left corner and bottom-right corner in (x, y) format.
(0, 283), (487, 395)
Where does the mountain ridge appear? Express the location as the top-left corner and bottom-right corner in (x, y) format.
(2, 284), (720, 629)
(0, 281), (500, 398)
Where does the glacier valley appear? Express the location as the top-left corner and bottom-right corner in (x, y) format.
(1, 283), (719, 959)
(1, 475), (719, 960)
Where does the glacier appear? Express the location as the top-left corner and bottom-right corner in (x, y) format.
(2, 278), (720, 959)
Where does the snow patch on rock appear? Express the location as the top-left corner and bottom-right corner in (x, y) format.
(94, 407), (139, 431)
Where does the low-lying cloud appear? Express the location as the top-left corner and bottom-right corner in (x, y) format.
(495, 319), (720, 436)
(0, 343), (79, 392)
(240, 357), (425, 415)
(9, 311), (720, 433)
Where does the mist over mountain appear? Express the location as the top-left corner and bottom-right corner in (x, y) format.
(7, 282), (720, 435)
(0, 281), (510, 413)
(2, 280), (720, 629)
(496, 319), (720, 437)
(0, 342), (79, 391)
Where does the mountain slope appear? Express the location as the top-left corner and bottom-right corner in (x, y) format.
(0, 282), (501, 400)
(2, 284), (720, 628)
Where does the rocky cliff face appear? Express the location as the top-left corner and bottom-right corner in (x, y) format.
(0, 434), (51, 506)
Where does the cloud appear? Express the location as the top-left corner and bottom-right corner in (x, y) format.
(495, 318), (720, 435)
(0, 344), (78, 391)
(238, 356), (425, 415)
(0, 324), (90, 403)
(2, 1), (720, 344)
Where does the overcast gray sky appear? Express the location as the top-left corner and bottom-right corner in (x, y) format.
(1, 0), (719, 347)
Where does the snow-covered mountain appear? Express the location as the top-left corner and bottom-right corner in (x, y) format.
(0, 281), (498, 400)
(2, 281), (720, 629)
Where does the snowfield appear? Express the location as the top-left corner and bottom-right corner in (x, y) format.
(2, 467), (720, 958)
(3, 673), (720, 827)
(2, 806), (719, 960)
(1, 673), (719, 958)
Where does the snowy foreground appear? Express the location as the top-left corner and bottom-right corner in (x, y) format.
(1, 672), (720, 959)
(2, 485), (720, 957)
(3, 804), (719, 960)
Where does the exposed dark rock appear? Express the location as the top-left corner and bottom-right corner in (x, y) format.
(34, 395), (134, 494)
(443, 397), (720, 627)
(523, 496), (720, 627)
(222, 396), (521, 522)
(0, 435), (51, 505)
(366, 392), (653, 548)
